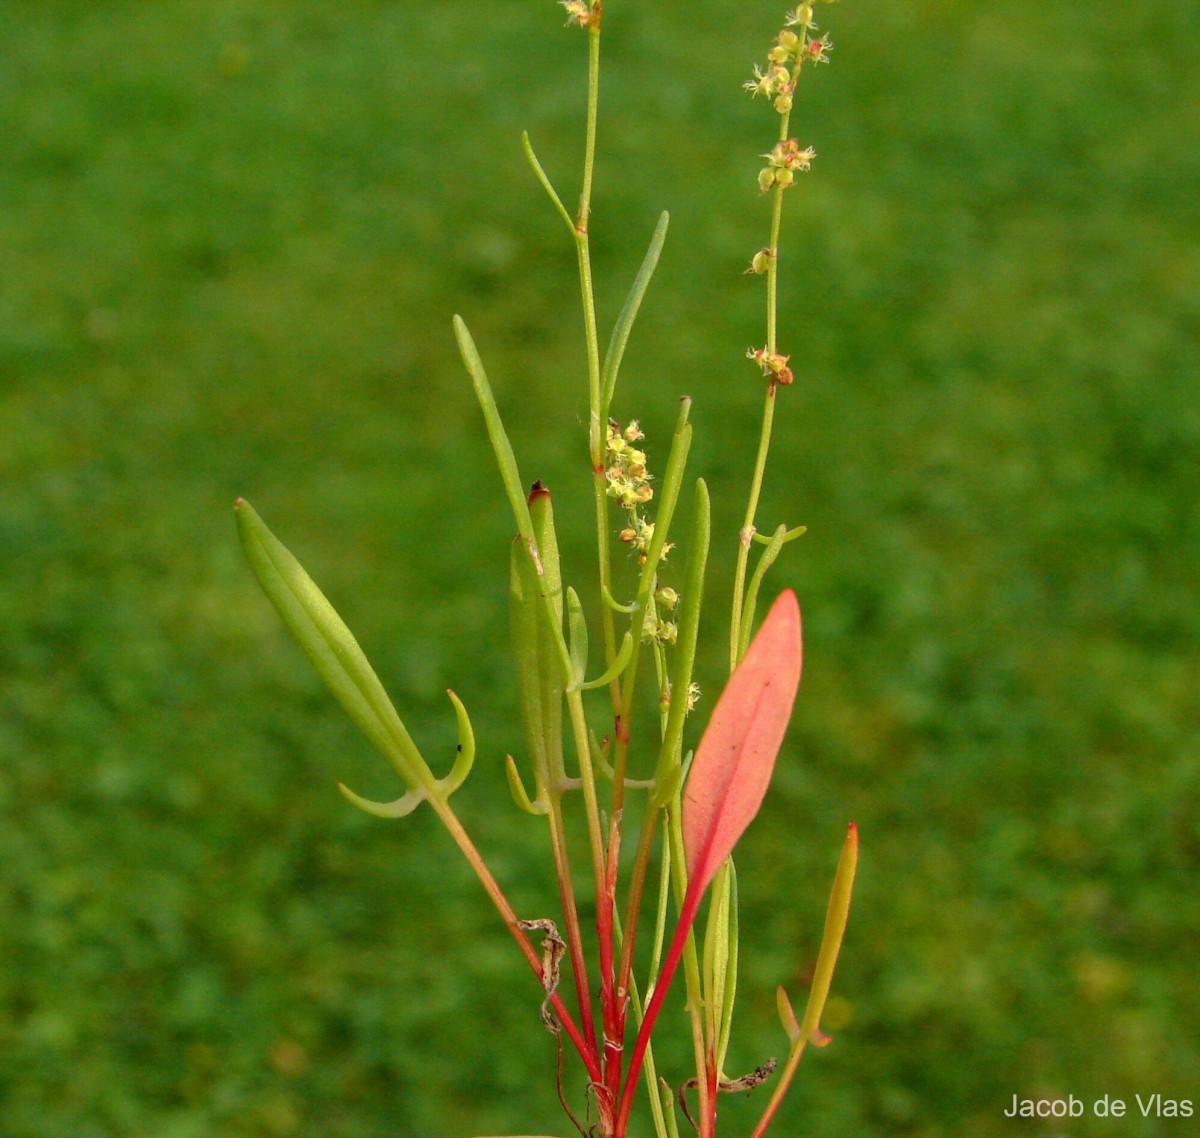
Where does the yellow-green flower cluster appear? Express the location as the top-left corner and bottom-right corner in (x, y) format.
(757, 138), (817, 193)
(607, 419), (677, 572)
(744, 4), (833, 115)
(606, 419), (652, 511)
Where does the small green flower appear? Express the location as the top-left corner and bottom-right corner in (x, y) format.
(559, 0), (600, 29)
(744, 64), (772, 98)
(785, 3), (817, 30)
(747, 247), (774, 274)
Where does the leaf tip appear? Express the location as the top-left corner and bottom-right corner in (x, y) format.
(774, 586), (801, 625)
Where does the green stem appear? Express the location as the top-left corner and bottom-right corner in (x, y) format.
(569, 23), (622, 1117)
(729, 384), (777, 672)
(579, 24), (601, 236)
(576, 21), (621, 693)
(729, 99), (793, 672)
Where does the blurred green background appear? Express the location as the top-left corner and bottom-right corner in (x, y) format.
(3, 1), (1197, 1135)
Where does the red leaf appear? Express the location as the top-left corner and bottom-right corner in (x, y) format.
(682, 588), (802, 898)
(617, 591), (802, 1127)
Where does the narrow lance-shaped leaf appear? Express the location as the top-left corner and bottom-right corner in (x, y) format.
(618, 589), (802, 1119)
(600, 209), (670, 416)
(682, 588), (802, 896)
(452, 314), (535, 548)
(702, 857), (740, 1077)
(234, 498), (432, 793)
(652, 477), (710, 802)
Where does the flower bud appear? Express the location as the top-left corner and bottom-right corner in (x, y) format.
(787, 3), (816, 29)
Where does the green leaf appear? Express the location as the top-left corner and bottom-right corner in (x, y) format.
(234, 499), (430, 792)
(601, 210), (670, 416)
(337, 782), (426, 819)
(703, 859), (737, 1070)
(522, 130), (575, 235)
(441, 688), (476, 794)
(574, 630), (633, 693)
(797, 822), (858, 1047)
(505, 755), (549, 816)
(716, 861), (740, 1075)
(653, 477), (710, 802)
(739, 523), (805, 661)
(567, 586), (588, 688)
(453, 315), (535, 548)
(510, 536), (553, 802)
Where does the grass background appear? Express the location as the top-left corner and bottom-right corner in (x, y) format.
(2, 0), (1197, 1135)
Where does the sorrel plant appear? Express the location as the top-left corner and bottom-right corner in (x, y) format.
(236, 4), (857, 1136)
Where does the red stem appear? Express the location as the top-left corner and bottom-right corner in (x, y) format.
(612, 804), (660, 1054)
(433, 799), (603, 1085)
(598, 817), (622, 1114)
(614, 877), (704, 1133)
(702, 1051), (718, 1138)
(548, 805), (600, 1058)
